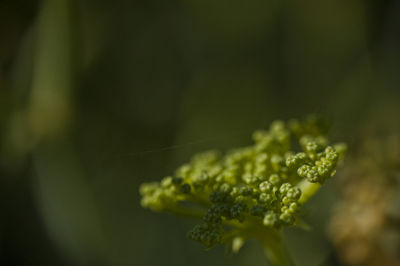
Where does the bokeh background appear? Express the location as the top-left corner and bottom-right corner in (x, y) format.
(1, 0), (399, 265)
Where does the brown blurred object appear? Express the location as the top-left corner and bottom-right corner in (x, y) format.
(328, 101), (400, 266)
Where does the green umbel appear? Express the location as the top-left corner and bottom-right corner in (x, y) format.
(140, 116), (346, 265)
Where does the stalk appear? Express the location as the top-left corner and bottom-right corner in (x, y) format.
(258, 228), (295, 266)
(297, 179), (321, 204)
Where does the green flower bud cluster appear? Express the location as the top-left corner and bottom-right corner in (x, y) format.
(140, 117), (345, 249)
(287, 137), (339, 183)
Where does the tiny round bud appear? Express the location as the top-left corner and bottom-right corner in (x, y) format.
(269, 174), (280, 185)
(259, 193), (272, 203)
(263, 212), (278, 227)
(259, 181), (273, 192)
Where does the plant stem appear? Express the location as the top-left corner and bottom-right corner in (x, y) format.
(259, 228), (295, 266)
(297, 179), (321, 204)
(29, 0), (75, 138)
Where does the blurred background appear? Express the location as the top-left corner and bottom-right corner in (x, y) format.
(1, 0), (399, 265)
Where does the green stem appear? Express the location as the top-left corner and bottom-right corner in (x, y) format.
(29, 0), (75, 138)
(258, 228), (295, 266)
(297, 179), (321, 204)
